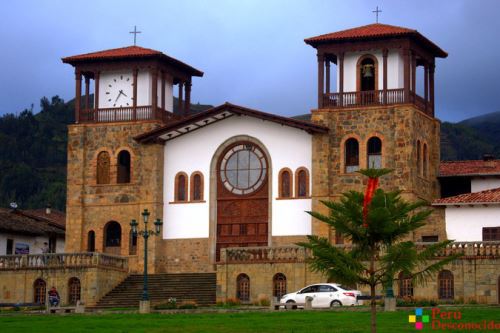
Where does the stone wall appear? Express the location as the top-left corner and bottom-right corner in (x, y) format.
(0, 267), (127, 306)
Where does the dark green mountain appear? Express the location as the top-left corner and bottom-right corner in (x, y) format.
(0, 95), (498, 210)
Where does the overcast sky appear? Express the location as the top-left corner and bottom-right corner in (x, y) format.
(0, 0), (499, 122)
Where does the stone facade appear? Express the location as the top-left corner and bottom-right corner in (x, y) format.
(66, 120), (165, 273)
(311, 105), (445, 242)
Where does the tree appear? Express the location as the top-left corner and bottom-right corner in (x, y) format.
(298, 169), (460, 333)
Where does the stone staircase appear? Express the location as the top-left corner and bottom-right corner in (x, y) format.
(93, 273), (216, 308)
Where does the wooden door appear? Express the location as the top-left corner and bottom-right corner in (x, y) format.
(216, 142), (268, 261)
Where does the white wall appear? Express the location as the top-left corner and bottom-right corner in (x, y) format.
(97, 70), (173, 110)
(163, 115), (312, 239)
(335, 50), (403, 92)
(0, 233), (65, 256)
(471, 177), (500, 193)
(445, 206), (500, 241)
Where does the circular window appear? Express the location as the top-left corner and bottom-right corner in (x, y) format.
(220, 143), (267, 195)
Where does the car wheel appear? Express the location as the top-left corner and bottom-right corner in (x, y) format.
(330, 300), (342, 308)
(286, 300), (297, 310)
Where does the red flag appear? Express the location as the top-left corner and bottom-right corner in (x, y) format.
(362, 177), (379, 227)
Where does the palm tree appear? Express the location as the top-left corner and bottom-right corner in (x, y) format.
(298, 169), (460, 333)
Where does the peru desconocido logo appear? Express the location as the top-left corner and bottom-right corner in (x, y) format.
(409, 308), (500, 331)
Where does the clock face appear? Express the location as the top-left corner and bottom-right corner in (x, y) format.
(104, 74), (134, 108)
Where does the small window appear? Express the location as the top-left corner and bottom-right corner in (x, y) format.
(104, 221), (121, 247)
(237, 274), (250, 302)
(33, 279), (46, 304)
(416, 140), (421, 176)
(190, 172), (204, 201)
(278, 169), (292, 198)
(96, 151), (110, 184)
(367, 137), (382, 169)
(345, 138), (359, 172)
(422, 235), (438, 242)
(273, 273), (287, 300)
(87, 230), (95, 252)
(335, 231), (344, 245)
(117, 150), (131, 184)
(295, 168), (309, 198)
(175, 172), (188, 202)
(423, 143), (428, 178)
(398, 272), (414, 298)
(6, 239), (13, 255)
(129, 230), (137, 255)
(483, 227), (500, 241)
(438, 270), (454, 300)
(68, 277), (81, 305)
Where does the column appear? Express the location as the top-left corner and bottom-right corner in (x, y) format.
(429, 63), (435, 117)
(161, 72), (166, 112)
(382, 49), (388, 104)
(424, 63), (429, 113)
(339, 52), (344, 107)
(94, 71), (100, 122)
(178, 82), (184, 115)
(325, 58), (330, 95)
(402, 48), (410, 103)
(317, 53), (325, 108)
(184, 79), (191, 116)
(411, 52), (417, 97)
(132, 68), (138, 120)
(151, 69), (158, 119)
(84, 76), (90, 111)
(75, 70), (82, 123)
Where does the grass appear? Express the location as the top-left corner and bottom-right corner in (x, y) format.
(0, 306), (499, 332)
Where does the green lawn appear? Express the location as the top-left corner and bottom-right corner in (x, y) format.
(0, 307), (499, 333)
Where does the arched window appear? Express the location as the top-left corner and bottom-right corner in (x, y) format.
(87, 230), (95, 252)
(104, 221), (121, 248)
(33, 278), (46, 304)
(398, 272), (414, 298)
(278, 168), (292, 198)
(438, 270), (454, 300)
(129, 230), (137, 255)
(117, 150), (131, 183)
(273, 273), (287, 300)
(68, 277), (81, 305)
(367, 137), (382, 169)
(96, 151), (110, 184)
(423, 143), (428, 178)
(237, 273), (250, 302)
(175, 172), (188, 202)
(295, 168), (310, 198)
(190, 172), (204, 201)
(345, 138), (359, 172)
(416, 140), (421, 176)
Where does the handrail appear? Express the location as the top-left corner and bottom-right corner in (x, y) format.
(79, 106), (175, 123)
(0, 252), (128, 271)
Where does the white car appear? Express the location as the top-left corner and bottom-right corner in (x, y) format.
(280, 283), (363, 308)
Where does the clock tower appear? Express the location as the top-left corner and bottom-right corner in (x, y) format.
(62, 46), (203, 273)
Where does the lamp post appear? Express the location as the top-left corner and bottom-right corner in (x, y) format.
(130, 209), (162, 313)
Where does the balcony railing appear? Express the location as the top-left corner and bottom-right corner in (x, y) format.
(0, 252), (128, 271)
(323, 89), (433, 116)
(218, 241), (500, 265)
(78, 106), (176, 124)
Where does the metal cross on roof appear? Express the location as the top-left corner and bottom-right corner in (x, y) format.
(372, 6), (382, 23)
(129, 26), (142, 46)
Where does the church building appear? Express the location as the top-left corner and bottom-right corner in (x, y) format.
(1, 23), (498, 308)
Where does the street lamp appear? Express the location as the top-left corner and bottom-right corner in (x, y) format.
(130, 209), (162, 311)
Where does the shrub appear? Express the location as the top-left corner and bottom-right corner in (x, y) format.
(179, 302), (198, 309)
(258, 297), (271, 306)
(155, 297), (178, 310)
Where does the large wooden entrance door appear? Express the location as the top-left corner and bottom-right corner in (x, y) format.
(216, 142), (269, 261)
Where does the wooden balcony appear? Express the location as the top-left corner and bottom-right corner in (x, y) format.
(78, 106), (177, 124)
(322, 89), (433, 116)
(0, 252), (128, 272)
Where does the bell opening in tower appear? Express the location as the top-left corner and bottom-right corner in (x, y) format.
(360, 58), (375, 92)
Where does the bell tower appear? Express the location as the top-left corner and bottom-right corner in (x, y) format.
(62, 46), (203, 273)
(305, 23), (447, 242)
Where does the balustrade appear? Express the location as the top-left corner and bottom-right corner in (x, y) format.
(79, 106), (175, 123)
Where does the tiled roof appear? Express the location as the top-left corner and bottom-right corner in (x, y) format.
(0, 208), (65, 236)
(62, 46), (203, 77)
(304, 23), (447, 57)
(439, 160), (500, 177)
(433, 187), (500, 206)
(23, 209), (66, 228)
